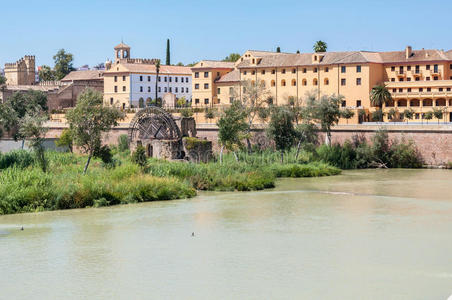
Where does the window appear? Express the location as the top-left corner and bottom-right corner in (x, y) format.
(140, 76), (143, 81)
(158, 87), (161, 92)
(399, 78), (404, 82)
(407, 78), (411, 81)
(204, 72), (209, 78)
(114, 76), (117, 82)
(169, 77), (172, 82)
(262, 70), (266, 75)
(399, 66), (403, 74)
(391, 66), (395, 71)
(217, 88), (220, 94)
(407, 66), (411, 71)
(302, 79), (307, 86)
(341, 100), (346, 107)
(302, 68), (307, 73)
(325, 67), (329, 72)
(110, 98), (113, 105)
(217, 72), (220, 77)
(158, 76), (161, 82)
(204, 98), (209, 104)
(450, 64), (452, 70)
(140, 86), (143, 92)
(427, 87), (431, 92)
(356, 65), (361, 73)
(426, 65), (430, 70)
(271, 69), (275, 74)
(415, 65), (420, 73)
(148, 87), (151, 92)
(398, 88), (403, 93)
(292, 68), (296, 74)
(313, 78), (318, 86)
(281, 79), (286, 86)
(204, 83), (209, 89)
(169, 87), (172, 92)
(426, 77), (430, 81)
(244, 71), (247, 75)
(123, 86), (126, 92)
(271, 80), (275, 87)
(356, 100), (361, 107)
(195, 84), (199, 89)
(164, 77), (167, 82)
(356, 78), (361, 85)
(434, 76), (438, 81)
(195, 72), (199, 78)
(341, 78), (346, 86)
(175, 77), (178, 82)
(282, 69), (286, 74)
(314, 68), (318, 73)
(419, 88), (423, 92)
(252, 70), (255, 75)
(186, 77), (189, 82)
(324, 78), (329, 85)
(180, 77), (184, 83)
(434, 64), (438, 73)
(391, 78), (395, 82)
(407, 88), (411, 92)
(195, 98), (199, 104)
(122, 76), (126, 81)
(291, 79), (296, 86)
(448, 88), (451, 92)
(415, 77), (420, 81)
(148, 76), (151, 81)
(164, 87), (167, 92)
(341, 66), (346, 73)
(229, 87), (234, 94)
(392, 88), (397, 92)
(114, 86), (118, 92)
(439, 88), (443, 92)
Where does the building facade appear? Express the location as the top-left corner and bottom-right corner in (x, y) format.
(103, 43), (192, 109)
(4, 55), (36, 86)
(192, 47), (452, 123)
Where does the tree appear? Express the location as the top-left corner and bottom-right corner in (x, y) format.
(287, 96), (303, 124)
(424, 111), (433, 124)
(433, 107), (445, 124)
(66, 89), (124, 174)
(155, 60), (161, 103)
(341, 108), (355, 124)
(166, 39), (171, 65)
(313, 40), (328, 53)
(53, 49), (75, 80)
(387, 108), (397, 121)
(296, 50), (300, 54)
(307, 94), (343, 145)
(117, 134), (129, 152)
(132, 145), (147, 170)
(0, 75), (6, 85)
(138, 97), (145, 108)
(205, 108), (216, 122)
(236, 79), (270, 152)
(217, 101), (248, 163)
(267, 106), (297, 163)
(0, 90), (48, 146)
(276, 47), (281, 53)
(403, 108), (414, 124)
(177, 97), (187, 107)
(19, 111), (49, 172)
(370, 84), (392, 121)
(38, 65), (55, 81)
(55, 128), (73, 152)
(93, 63), (105, 70)
(176, 62), (184, 66)
(222, 53), (241, 62)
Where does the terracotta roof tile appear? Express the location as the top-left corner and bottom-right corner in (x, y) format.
(108, 63), (192, 75)
(216, 69), (240, 83)
(191, 60), (235, 69)
(61, 70), (103, 82)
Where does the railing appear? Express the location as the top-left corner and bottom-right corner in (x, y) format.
(395, 71), (405, 77)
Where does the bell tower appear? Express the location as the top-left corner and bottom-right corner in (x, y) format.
(114, 42), (131, 63)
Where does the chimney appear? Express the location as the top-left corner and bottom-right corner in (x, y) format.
(405, 46), (412, 59)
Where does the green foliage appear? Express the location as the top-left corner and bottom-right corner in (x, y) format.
(93, 145), (117, 168)
(423, 111), (433, 123)
(267, 106), (297, 157)
(117, 134), (129, 152)
(131, 145), (147, 169)
(180, 108), (194, 117)
(166, 39), (170, 65)
(53, 49), (75, 80)
(66, 88), (125, 173)
(55, 128), (73, 152)
(217, 101), (248, 152)
(432, 107), (445, 123)
(222, 53), (241, 62)
(403, 108), (415, 121)
(0, 74), (7, 85)
(371, 110), (384, 122)
(177, 97), (187, 107)
(370, 84), (392, 110)
(0, 150), (34, 170)
(204, 108), (216, 119)
(341, 108), (355, 122)
(38, 65), (55, 81)
(276, 47), (281, 53)
(305, 94), (342, 144)
(18, 112), (49, 172)
(387, 108), (397, 120)
(313, 40), (328, 52)
(184, 137), (210, 151)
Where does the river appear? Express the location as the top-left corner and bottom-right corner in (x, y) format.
(1, 169), (452, 299)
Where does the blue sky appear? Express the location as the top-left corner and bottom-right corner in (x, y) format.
(1, 0), (452, 68)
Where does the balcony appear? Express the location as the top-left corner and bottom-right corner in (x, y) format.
(390, 90), (452, 99)
(431, 69), (441, 76)
(410, 70), (422, 77)
(395, 71), (406, 78)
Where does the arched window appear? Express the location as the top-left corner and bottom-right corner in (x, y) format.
(138, 97), (144, 108)
(291, 79), (296, 86)
(324, 78), (329, 85)
(302, 79), (307, 86)
(271, 80), (276, 87)
(146, 97), (152, 106)
(313, 78), (318, 86)
(281, 79), (286, 86)
(260, 80), (266, 87)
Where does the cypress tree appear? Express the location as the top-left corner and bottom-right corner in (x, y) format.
(276, 46), (281, 53)
(166, 39), (170, 65)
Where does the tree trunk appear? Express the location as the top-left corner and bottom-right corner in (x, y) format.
(326, 131), (332, 146)
(295, 140), (302, 161)
(219, 145), (224, 164)
(246, 136), (252, 154)
(233, 151), (238, 162)
(83, 155), (92, 174)
(21, 139), (25, 150)
(280, 151), (284, 164)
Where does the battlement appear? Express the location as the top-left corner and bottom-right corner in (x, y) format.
(4, 55), (36, 85)
(38, 80), (63, 86)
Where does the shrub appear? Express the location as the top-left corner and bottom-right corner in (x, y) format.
(117, 134), (129, 152)
(131, 145), (147, 169)
(0, 150), (34, 170)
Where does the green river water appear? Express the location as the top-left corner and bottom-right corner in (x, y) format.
(1, 169), (452, 299)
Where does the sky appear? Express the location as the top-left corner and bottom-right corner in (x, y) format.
(1, 0), (452, 69)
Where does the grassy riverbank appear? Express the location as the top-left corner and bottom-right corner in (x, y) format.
(0, 150), (340, 215)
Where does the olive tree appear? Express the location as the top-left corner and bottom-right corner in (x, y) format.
(66, 89), (124, 174)
(19, 111), (49, 172)
(267, 106), (297, 163)
(307, 94), (343, 145)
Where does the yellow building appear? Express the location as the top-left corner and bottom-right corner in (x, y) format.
(4, 55), (36, 86)
(104, 43), (192, 109)
(192, 47), (452, 123)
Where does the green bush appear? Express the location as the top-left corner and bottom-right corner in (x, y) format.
(117, 134), (129, 152)
(0, 150), (35, 170)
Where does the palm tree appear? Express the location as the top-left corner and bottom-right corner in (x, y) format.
(313, 40), (327, 53)
(154, 59), (160, 107)
(370, 84), (392, 121)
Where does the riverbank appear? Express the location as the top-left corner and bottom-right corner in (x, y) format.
(0, 150), (340, 215)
